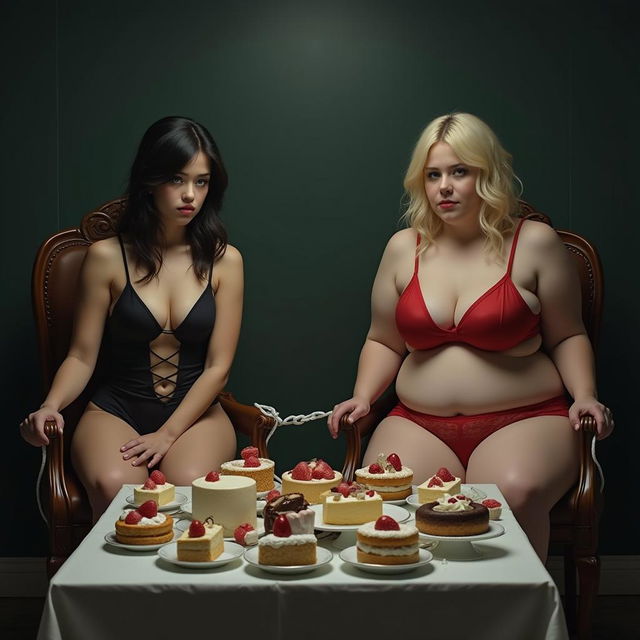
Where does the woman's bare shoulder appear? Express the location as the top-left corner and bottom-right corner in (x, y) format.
(519, 219), (562, 249)
(384, 227), (418, 257)
(216, 243), (242, 264)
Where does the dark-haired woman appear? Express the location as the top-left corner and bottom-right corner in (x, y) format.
(20, 117), (242, 519)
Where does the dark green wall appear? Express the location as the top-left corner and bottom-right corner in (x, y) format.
(3, 0), (637, 556)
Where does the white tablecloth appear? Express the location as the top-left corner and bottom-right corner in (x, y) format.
(38, 484), (567, 640)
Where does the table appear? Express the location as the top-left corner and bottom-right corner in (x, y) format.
(38, 484), (568, 640)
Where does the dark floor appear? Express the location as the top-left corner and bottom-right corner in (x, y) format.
(3, 596), (640, 639)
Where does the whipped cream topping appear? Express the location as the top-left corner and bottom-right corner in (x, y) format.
(360, 483), (413, 492)
(357, 542), (419, 556)
(432, 494), (472, 512)
(327, 492), (381, 503)
(221, 459), (274, 472)
(356, 467), (413, 480)
(358, 521), (418, 538)
(285, 509), (315, 534)
(119, 510), (167, 526)
(243, 529), (259, 545)
(283, 471), (343, 483)
(423, 476), (460, 491)
(259, 533), (317, 547)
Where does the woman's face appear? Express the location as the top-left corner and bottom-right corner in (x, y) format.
(424, 142), (482, 223)
(151, 151), (211, 226)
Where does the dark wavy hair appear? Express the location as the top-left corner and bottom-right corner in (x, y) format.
(117, 116), (229, 283)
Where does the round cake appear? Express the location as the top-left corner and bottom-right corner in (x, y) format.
(192, 474), (257, 536)
(356, 516), (419, 565)
(354, 452), (413, 501)
(415, 495), (489, 536)
(115, 511), (174, 545)
(220, 458), (275, 492)
(281, 470), (343, 504)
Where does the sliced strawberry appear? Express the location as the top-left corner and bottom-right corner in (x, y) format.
(205, 471), (220, 482)
(244, 456), (261, 468)
(290, 461), (312, 481)
(273, 514), (292, 537)
(142, 478), (157, 490)
(241, 446), (259, 460)
(189, 520), (206, 538)
(455, 494), (468, 501)
(368, 463), (384, 474)
(386, 453), (402, 471)
(447, 497), (458, 504)
(312, 466), (335, 480)
(149, 470), (166, 485)
(374, 515), (400, 531)
(427, 476), (444, 487)
(436, 467), (456, 482)
(138, 500), (157, 518)
(482, 499), (502, 508)
(124, 510), (142, 524)
(265, 489), (281, 502)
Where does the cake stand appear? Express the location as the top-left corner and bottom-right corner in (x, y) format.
(308, 503), (411, 550)
(417, 522), (505, 561)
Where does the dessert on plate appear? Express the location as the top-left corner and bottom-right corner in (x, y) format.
(416, 494), (489, 536)
(482, 499), (503, 520)
(220, 446), (275, 492)
(115, 500), (173, 545)
(416, 467), (462, 504)
(258, 511), (317, 566)
(233, 522), (259, 546)
(177, 518), (224, 561)
(133, 470), (175, 506)
(263, 492), (309, 534)
(354, 453), (413, 500)
(321, 482), (383, 525)
(281, 459), (342, 504)
(356, 515), (419, 565)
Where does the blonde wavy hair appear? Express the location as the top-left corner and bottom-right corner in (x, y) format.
(402, 113), (520, 259)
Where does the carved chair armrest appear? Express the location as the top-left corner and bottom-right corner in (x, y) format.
(571, 415), (603, 525)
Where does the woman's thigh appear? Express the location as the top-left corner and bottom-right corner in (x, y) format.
(466, 415), (580, 510)
(363, 416), (465, 484)
(160, 402), (237, 485)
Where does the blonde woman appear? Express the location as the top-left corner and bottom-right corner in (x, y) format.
(329, 113), (613, 560)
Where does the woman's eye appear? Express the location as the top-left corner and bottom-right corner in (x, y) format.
(453, 167), (468, 176)
(171, 176), (183, 184)
(196, 178), (209, 187)
(426, 171), (440, 180)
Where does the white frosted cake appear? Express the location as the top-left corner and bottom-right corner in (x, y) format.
(258, 510), (317, 566)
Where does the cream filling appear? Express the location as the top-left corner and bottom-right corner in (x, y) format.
(358, 521), (418, 538)
(259, 534), (316, 547)
(360, 483), (412, 492)
(357, 543), (419, 556)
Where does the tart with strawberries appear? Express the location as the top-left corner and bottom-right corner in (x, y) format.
(354, 453), (413, 501)
(220, 446), (275, 492)
(258, 511), (317, 566)
(133, 470), (175, 506)
(356, 515), (419, 565)
(416, 467), (462, 504)
(281, 459), (342, 504)
(115, 501), (174, 545)
(321, 482), (383, 525)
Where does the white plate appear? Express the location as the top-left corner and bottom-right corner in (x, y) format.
(125, 492), (188, 512)
(406, 484), (487, 507)
(339, 545), (433, 574)
(243, 545), (333, 574)
(104, 530), (177, 551)
(416, 521), (505, 542)
(158, 541), (244, 568)
(174, 517), (265, 541)
(309, 503), (411, 531)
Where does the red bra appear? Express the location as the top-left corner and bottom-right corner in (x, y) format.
(395, 219), (540, 351)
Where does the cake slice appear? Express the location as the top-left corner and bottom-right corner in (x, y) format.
(133, 470), (175, 506)
(417, 467), (461, 503)
(258, 511), (317, 566)
(321, 483), (383, 525)
(177, 519), (224, 562)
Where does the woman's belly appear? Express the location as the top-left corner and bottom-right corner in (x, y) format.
(395, 344), (565, 415)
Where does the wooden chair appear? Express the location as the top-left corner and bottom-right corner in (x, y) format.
(32, 197), (276, 577)
(338, 204), (604, 640)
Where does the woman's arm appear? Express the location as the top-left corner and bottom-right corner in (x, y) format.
(328, 232), (409, 437)
(121, 245), (244, 467)
(533, 222), (612, 439)
(20, 241), (114, 446)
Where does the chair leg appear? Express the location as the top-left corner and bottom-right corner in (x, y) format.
(576, 554), (599, 640)
(563, 547), (577, 635)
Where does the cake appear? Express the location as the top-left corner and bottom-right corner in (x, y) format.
(321, 482), (383, 525)
(356, 515), (419, 565)
(281, 459), (342, 504)
(233, 523), (259, 546)
(482, 499), (503, 520)
(133, 470), (175, 506)
(416, 467), (462, 504)
(220, 446), (275, 492)
(115, 501), (174, 545)
(177, 518), (224, 561)
(263, 492), (309, 534)
(354, 452), (413, 500)
(258, 511), (317, 566)
(416, 494), (489, 536)
(191, 471), (257, 536)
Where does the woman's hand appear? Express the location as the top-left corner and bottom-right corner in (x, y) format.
(120, 431), (176, 468)
(327, 397), (371, 439)
(20, 406), (64, 447)
(569, 396), (614, 440)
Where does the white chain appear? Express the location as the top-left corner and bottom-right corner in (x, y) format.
(254, 403), (331, 447)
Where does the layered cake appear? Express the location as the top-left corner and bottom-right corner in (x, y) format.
(281, 459), (342, 504)
(263, 492), (309, 534)
(482, 499), (503, 520)
(356, 515), (419, 565)
(355, 453), (413, 501)
(416, 467), (462, 504)
(416, 494), (489, 536)
(220, 446), (275, 492)
(133, 470), (175, 506)
(258, 511), (317, 566)
(177, 518), (224, 561)
(321, 482), (383, 525)
(115, 501), (173, 545)
(192, 472), (257, 536)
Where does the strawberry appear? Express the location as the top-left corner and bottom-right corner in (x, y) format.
(315, 459), (334, 474)
(427, 476), (443, 487)
(142, 478), (157, 490)
(366, 490), (375, 497)
(138, 500), (157, 518)
(374, 515), (400, 531)
(312, 466), (335, 480)
(337, 482), (352, 498)
(368, 463), (384, 474)
(386, 453), (402, 471)
(205, 471), (220, 482)
(241, 446), (259, 460)
(149, 470), (166, 485)
(436, 467), (456, 482)
(290, 461), (312, 481)
(273, 514), (292, 537)
(448, 497), (458, 504)
(482, 499), (502, 508)
(455, 494), (467, 501)
(244, 456), (261, 468)
(266, 489), (281, 502)
(189, 520), (206, 538)
(234, 523), (255, 545)
(124, 510), (142, 524)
